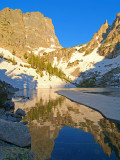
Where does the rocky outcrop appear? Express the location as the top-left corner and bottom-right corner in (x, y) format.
(0, 79), (33, 158)
(0, 80), (18, 108)
(98, 13), (120, 58)
(74, 13), (120, 58)
(77, 20), (110, 56)
(91, 19), (110, 44)
(0, 7), (61, 56)
(0, 119), (31, 147)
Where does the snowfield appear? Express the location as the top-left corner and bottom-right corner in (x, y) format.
(0, 48), (75, 89)
(32, 45), (62, 55)
(53, 45), (120, 84)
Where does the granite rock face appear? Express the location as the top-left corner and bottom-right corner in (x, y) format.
(0, 7), (61, 54)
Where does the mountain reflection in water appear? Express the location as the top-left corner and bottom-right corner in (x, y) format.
(14, 89), (120, 160)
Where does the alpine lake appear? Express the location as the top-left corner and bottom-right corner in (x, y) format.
(12, 88), (120, 160)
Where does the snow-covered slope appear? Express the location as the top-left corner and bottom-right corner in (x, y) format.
(0, 48), (75, 89)
(52, 45), (120, 87)
(0, 43), (120, 88)
(32, 45), (61, 55)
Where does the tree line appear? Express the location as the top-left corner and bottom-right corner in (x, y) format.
(27, 53), (70, 81)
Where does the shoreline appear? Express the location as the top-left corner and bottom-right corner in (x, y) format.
(56, 89), (120, 123)
(0, 80), (34, 159)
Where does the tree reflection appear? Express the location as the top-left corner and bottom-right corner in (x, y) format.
(25, 96), (120, 160)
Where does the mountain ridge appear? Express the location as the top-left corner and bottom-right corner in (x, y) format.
(0, 8), (120, 88)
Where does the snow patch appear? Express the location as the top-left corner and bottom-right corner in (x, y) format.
(96, 36), (99, 40)
(74, 44), (87, 50)
(52, 57), (58, 67)
(50, 38), (55, 43)
(32, 47), (56, 55)
(0, 48), (71, 89)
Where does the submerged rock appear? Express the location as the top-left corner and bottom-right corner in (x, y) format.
(0, 119), (31, 147)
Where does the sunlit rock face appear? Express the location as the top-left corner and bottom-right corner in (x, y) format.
(0, 8), (61, 55)
(98, 13), (120, 58)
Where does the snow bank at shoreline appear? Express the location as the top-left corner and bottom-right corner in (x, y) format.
(56, 90), (120, 122)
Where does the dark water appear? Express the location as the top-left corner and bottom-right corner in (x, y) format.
(13, 88), (120, 160)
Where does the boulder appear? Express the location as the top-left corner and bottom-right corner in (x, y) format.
(15, 108), (26, 117)
(0, 119), (31, 147)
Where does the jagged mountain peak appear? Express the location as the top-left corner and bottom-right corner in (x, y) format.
(93, 19), (109, 42)
(105, 19), (108, 25)
(74, 19), (110, 56)
(116, 12), (120, 20)
(98, 13), (120, 58)
(75, 14), (120, 58)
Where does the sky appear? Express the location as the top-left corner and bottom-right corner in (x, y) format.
(0, 0), (120, 48)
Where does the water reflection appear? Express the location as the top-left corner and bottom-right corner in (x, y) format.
(14, 89), (120, 160)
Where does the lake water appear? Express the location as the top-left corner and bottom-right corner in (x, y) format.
(13, 88), (120, 160)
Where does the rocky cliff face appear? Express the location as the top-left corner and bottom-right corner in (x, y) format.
(98, 13), (120, 58)
(0, 8), (61, 55)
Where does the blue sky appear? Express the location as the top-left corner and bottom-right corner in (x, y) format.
(0, 0), (120, 48)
